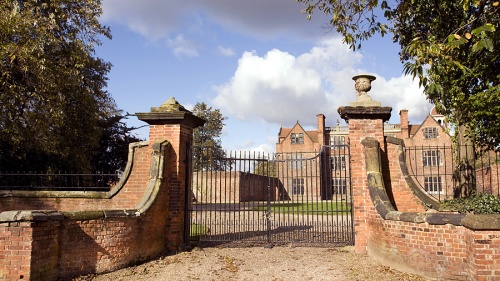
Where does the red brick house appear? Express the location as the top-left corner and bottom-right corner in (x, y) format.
(276, 108), (453, 200)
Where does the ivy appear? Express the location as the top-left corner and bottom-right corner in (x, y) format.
(441, 193), (500, 214)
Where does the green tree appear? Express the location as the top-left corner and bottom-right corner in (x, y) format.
(253, 160), (277, 177)
(0, 0), (117, 172)
(298, 0), (500, 151)
(192, 102), (230, 171)
(93, 113), (144, 173)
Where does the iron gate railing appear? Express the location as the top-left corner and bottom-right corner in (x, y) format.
(0, 171), (119, 191)
(188, 145), (353, 245)
(405, 145), (500, 201)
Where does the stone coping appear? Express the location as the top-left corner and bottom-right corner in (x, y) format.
(0, 209), (140, 222)
(0, 140), (169, 223)
(136, 111), (205, 127)
(338, 106), (392, 123)
(363, 137), (500, 230)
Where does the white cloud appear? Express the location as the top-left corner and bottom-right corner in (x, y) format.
(167, 35), (199, 58)
(101, 0), (432, 151)
(212, 37), (431, 128)
(250, 143), (275, 154)
(101, 1), (186, 41)
(213, 48), (324, 125)
(101, 0), (330, 41)
(375, 76), (432, 123)
(231, 140), (273, 153)
(217, 46), (235, 57)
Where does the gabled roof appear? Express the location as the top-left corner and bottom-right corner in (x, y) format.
(411, 114), (443, 137)
(409, 124), (420, 137)
(278, 127), (292, 138)
(306, 130), (319, 143)
(278, 121), (317, 144)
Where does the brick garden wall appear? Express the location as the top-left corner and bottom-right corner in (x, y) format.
(359, 136), (500, 280)
(382, 137), (426, 213)
(339, 105), (500, 281)
(0, 100), (203, 281)
(0, 142), (152, 212)
(2, 99), (500, 281)
(0, 139), (173, 281)
(476, 165), (500, 195)
(192, 171), (277, 203)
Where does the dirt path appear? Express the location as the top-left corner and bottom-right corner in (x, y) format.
(74, 244), (428, 281)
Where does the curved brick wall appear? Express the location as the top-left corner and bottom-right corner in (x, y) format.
(0, 141), (151, 212)
(363, 137), (500, 280)
(0, 140), (173, 280)
(0, 100), (204, 281)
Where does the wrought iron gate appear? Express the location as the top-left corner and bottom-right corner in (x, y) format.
(187, 145), (353, 245)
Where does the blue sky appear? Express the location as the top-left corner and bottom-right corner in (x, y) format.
(97, 0), (432, 152)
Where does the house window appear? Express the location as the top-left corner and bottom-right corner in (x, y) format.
(330, 136), (345, 145)
(424, 176), (442, 194)
(331, 156), (346, 171)
(423, 150), (441, 166)
(423, 127), (438, 139)
(332, 178), (347, 194)
(291, 178), (304, 195)
(291, 133), (304, 144)
(289, 154), (303, 170)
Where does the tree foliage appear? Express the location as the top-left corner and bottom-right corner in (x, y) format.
(298, 0), (500, 150)
(192, 102), (230, 171)
(93, 113), (143, 173)
(253, 160), (277, 177)
(0, 0), (135, 172)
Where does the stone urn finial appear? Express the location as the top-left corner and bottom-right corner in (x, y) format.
(353, 74), (376, 97)
(349, 74), (380, 107)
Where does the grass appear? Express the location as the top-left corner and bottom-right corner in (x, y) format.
(190, 223), (210, 239)
(252, 201), (351, 214)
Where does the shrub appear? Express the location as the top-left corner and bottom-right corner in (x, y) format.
(441, 193), (500, 214)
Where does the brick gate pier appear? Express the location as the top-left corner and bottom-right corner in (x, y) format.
(1, 91), (500, 280)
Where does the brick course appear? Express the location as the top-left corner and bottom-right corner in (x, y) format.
(345, 106), (500, 281)
(0, 100), (203, 280)
(0, 142), (151, 212)
(1, 99), (500, 281)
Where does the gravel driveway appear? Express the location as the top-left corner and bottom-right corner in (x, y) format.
(74, 243), (427, 281)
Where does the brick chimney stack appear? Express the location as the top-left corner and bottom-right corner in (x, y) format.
(317, 114), (326, 146)
(399, 109), (409, 139)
